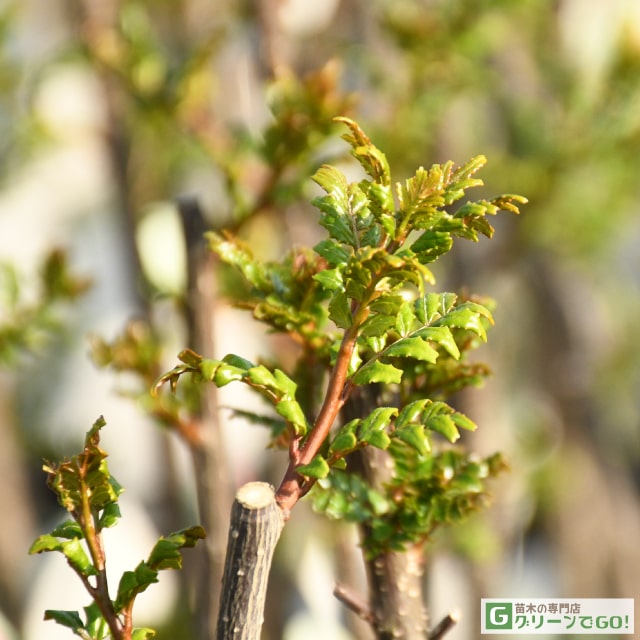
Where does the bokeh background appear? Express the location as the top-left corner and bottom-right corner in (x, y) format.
(1, 1), (639, 639)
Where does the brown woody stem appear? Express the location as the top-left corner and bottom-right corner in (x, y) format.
(275, 325), (359, 515)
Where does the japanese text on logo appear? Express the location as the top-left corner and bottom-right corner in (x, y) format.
(481, 599), (634, 635)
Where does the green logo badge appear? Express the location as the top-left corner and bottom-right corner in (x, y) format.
(485, 602), (513, 630)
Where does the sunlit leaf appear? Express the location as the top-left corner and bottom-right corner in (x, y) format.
(352, 360), (403, 385)
(275, 399), (308, 435)
(329, 419), (359, 455)
(296, 455), (330, 479)
(394, 424), (431, 455)
(427, 414), (460, 443)
(385, 336), (438, 362)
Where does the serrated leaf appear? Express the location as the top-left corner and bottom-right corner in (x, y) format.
(367, 182), (396, 236)
(296, 455), (330, 479)
(115, 563), (159, 611)
(329, 291), (352, 329)
(427, 414), (460, 443)
(352, 360), (403, 385)
(369, 295), (404, 316)
(329, 419), (359, 455)
(394, 424), (431, 455)
(435, 305), (490, 341)
(361, 429), (391, 449)
(359, 407), (396, 449)
(395, 400), (429, 429)
(385, 336), (438, 362)
(43, 609), (84, 631)
(335, 116), (391, 185)
(61, 538), (97, 576)
(45, 418), (120, 519)
(414, 326), (460, 359)
(314, 239), (351, 265)
(275, 399), (308, 435)
(359, 313), (395, 338)
(313, 268), (344, 291)
(50, 520), (83, 539)
(395, 301), (415, 336)
(84, 415), (106, 446)
(410, 230), (453, 261)
(415, 292), (457, 324)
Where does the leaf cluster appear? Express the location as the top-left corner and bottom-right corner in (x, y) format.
(29, 417), (205, 639)
(313, 446), (508, 558)
(155, 117), (525, 552)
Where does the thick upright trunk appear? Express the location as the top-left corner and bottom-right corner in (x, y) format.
(216, 482), (284, 640)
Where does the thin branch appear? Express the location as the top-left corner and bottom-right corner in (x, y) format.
(428, 611), (460, 640)
(333, 583), (376, 626)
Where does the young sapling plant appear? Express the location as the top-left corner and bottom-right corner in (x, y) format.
(155, 117), (525, 638)
(29, 417), (205, 640)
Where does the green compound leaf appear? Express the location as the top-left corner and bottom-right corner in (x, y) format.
(385, 336), (438, 363)
(296, 455), (331, 479)
(434, 306), (491, 342)
(352, 360), (403, 385)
